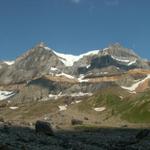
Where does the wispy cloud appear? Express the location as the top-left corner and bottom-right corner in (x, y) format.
(104, 0), (119, 6)
(71, 0), (81, 4)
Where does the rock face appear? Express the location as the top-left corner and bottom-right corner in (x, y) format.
(35, 120), (54, 136)
(99, 43), (139, 59)
(0, 43), (64, 85)
(71, 43), (149, 76)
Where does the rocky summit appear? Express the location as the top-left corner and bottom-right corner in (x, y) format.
(0, 42), (150, 150)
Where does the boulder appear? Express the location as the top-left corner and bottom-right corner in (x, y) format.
(136, 129), (150, 140)
(0, 117), (4, 122)
(84, 117), (89, 120)
(35, 120), (54, 136)
(0, 144), (10, 150)
(71, 119), (83, 126)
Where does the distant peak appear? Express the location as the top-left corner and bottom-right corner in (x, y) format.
(109, 43), (122, 48)
(107, 43), (139, 57)
(35, 42), (47, 48)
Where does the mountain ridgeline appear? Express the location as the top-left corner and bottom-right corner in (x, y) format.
(0, 43), (149, 85)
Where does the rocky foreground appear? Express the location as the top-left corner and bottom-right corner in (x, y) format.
(0, 121), (149, 150)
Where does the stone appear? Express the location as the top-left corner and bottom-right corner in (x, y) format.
(35, 120), (54, 136)
(0, 117), (4, 122)
(0, 144), (10, 150)
(84, 117), (89, 120)
(71, 119), (83, 126)
(136, 129), (150, 140)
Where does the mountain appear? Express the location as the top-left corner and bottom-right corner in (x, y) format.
(1, 42), (149, 84)
(0, 43), (66, 85)
(0, 42), (150, 126)
(0, 42), (150, 91)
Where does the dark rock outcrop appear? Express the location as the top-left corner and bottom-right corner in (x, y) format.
(35, 120), (54, 136)
(71, 119), (83, 126)
(136, 129), (150, 140)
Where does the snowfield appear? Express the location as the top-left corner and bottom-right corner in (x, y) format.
(45, 46), (99, 66)
(0, 91), (16, 101)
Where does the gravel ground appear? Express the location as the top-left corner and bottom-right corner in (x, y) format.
(0, 122), (149, 150)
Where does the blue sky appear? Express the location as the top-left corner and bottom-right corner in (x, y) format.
(0, 0), (150, 60)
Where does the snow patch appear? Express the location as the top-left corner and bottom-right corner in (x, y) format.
(51, 48), (99, 66)
(111, 56), (130, 63)
(129, 91), (137, 94)
(86, 64), (91, 69)
(75, 100), (82, 104)
(100, 72), (108, 75)
(116, 67), (120, 70)
(78, 74), (89, 83)
(9, 107), (18, 110)
(127, 59), (137, 66)
(121, 74), (150, 91)
(71, 102), (75, 105)
(93, 107), (106, 112)
(56, 72), (75, 79)
(0, 91), (16, 101)
(119, 96), (124, 99)
(49, 93), (63, 100)
(49, 92), (93, 100)
(4, 61), (15, 65)
(71, 92), (93, 97)
(58, 105), (67, 111)
(50, 67), (58, 71)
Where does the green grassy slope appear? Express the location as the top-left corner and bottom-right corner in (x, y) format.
(77, 87), (150, 123)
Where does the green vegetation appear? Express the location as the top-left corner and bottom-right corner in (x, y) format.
(77, 88), (150, 123)
(121, 92), (150, 123)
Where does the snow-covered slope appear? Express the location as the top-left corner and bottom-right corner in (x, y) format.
(111, 55), (130, 63)
(121, 74), (150, 91)
(45, 47), (99, 66)
(4, 61), (15, 65)
(0, 91), (16, 100)
(53, 50), (100, 66)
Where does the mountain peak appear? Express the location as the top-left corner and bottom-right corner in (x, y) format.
(109, 42), (122, 48)
(35, 42), (47, 48)
(99, 43), (139, 59)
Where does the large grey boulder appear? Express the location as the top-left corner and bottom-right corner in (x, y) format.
(35, 120), (54, 136)
(71, 119), (83, 126)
